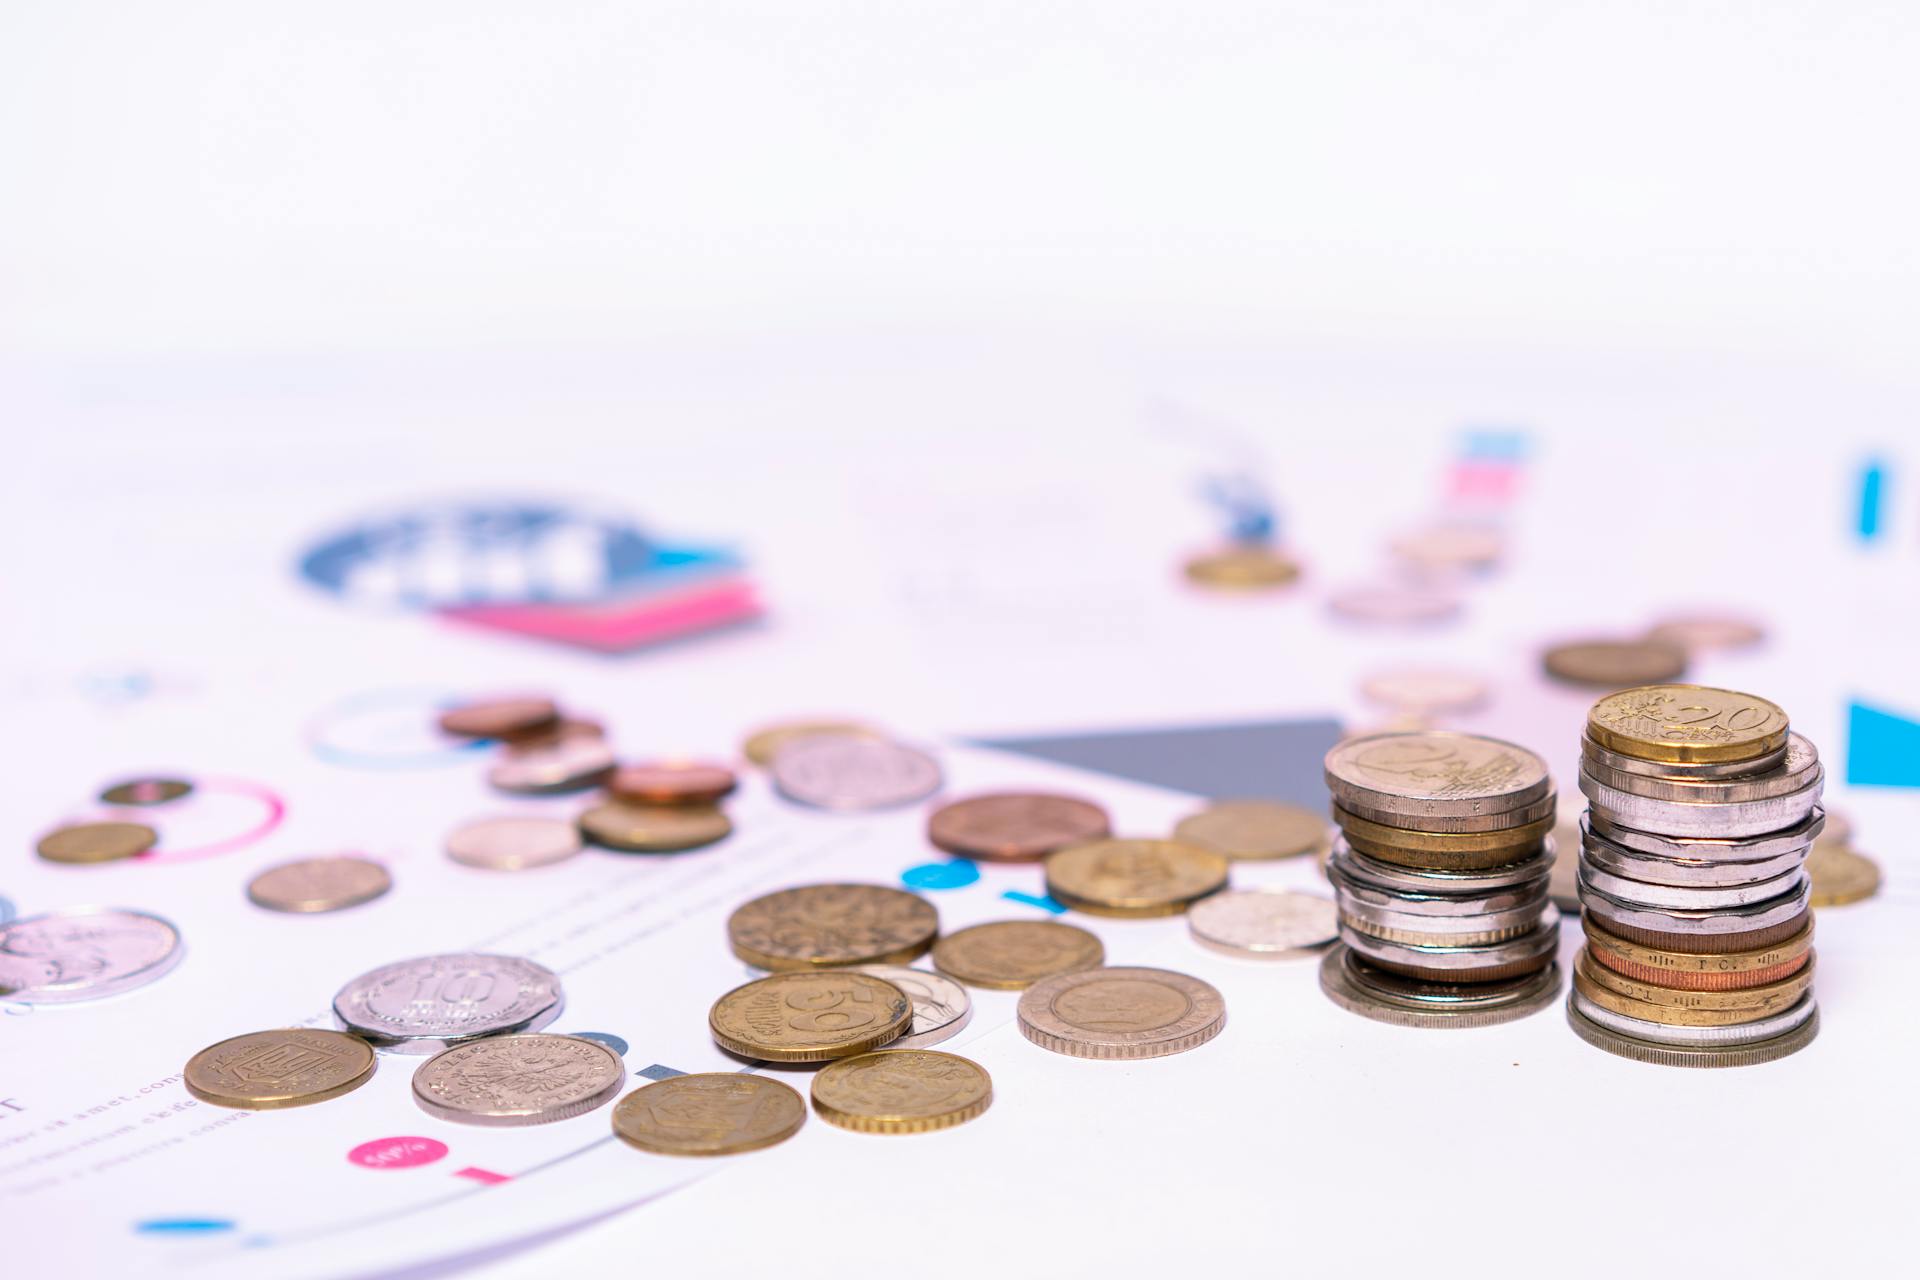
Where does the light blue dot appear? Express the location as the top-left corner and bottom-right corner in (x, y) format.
(902, 861), (980, 891)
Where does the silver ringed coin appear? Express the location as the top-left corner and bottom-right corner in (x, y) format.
(411, 1033), (625, 1126)
(0, 907), (184, 1003)
(1187, 889), (1337, 958)
(334, 952), (564, 1053)
(771, 735), (943, 811)
(1570, 988), (1817, 1048)
(850, 965), (973, 1049)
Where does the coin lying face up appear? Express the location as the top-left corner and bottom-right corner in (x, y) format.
(578, 802), (732, 853)
(0, 907), (184, 1003)
(437, 695), (561, 740)
(932, 920), (1104, 990)
(709, 971), (913, 1063)
(612, 1073), (808, 1155)
(487, 730), (616, 795)
(1187, 889), (1337, 958)
(810, 1049), (993, 1134)
(186, 1028), (376, 1109)
(728, 884), (939, 970)
(412, 1033), (625, 1125)
(1043, 839), (1229, 917)
(771, 735), (943, 811)
(445, 815), (583, 871)
(36, 821), (158, 864)
(99, 777), (193, 806)
(850, 965), (974, 1049)
(1173, 802), (1328, 861)
(607, 761), (739, 806)
(333, 953), (564, 1053)
(926, 792), (1111, 862)
(1017, 967), (1226, 1059)
(247, 856), (393, 913)
(742, 719), (883, 767)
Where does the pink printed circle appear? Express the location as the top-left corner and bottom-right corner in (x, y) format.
(347, 1136), (449, 1170)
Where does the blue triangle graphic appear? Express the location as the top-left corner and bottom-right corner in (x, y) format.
(1846, 700), (1920, 787)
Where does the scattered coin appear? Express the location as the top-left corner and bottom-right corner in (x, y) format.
(1182, 544), (1302, 590)
(1043, 839), (1229, 917)
(1359, 668), (1491, 716)
(1328, 583), (1461, 626)
(1586, 685), (1789, 765)
(1808, 841), (1881, 907)
(607, 761), (739, 806)
(728, 884), (939, 970)
(35, 820), (157, 864)
(579, 802), (731, 853)
(612, 1073), (807, 1155)
(1644, 613), (1767, 654)
(709, 970), (912, 1063)
(810, 1050), (993, 1134)
(185, 1028), (376, 1109)
(333, 953), (564, 1053)
(771, 736), (943, 811)
(1543, 639), (1688, 688)
(437, 696), (561, 739)
(742, 720), (883, 767)
(926, 792), (1111, 862)
(850, 965), (973, 1048)
(487, 732), (616, 794)
(932, 921), (1104, 990)
(99, 777), (193, 806)
(1389, 524), (1504, 572)
(1186, 889), (1337, 958)
(1173, 801), (1327, 861)
(1018, 966), (1226, 1059)
(445, 815), (583, 870)
(247, 856), (392, 913)
(0, 907), (184, 1003)
(412, 1033), (625, 1126)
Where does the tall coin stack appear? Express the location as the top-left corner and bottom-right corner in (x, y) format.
(1320, 732), (1562, 1028)
(1570, 684), (1823, 1066)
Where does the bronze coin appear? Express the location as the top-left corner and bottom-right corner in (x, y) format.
(1541, 639), (1688, 688)
(437, 696), (560, 739)
(37, 821), (158, 864)
(926, 792), (1111, 862)
(607, 761), (739, 807)
(99, 777), (193, 806)
(578, 802), (732, 853)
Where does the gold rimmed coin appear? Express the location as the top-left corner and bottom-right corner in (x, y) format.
(1182, 544), (1302, 590)
(578, 802), (731, 853)
(1808, 840), (1881, 907)
(1043, 839), (1229, 917)
(810, 1050), (992, 1134)
(246, 856), (392, 913)
(1586, 684), (1789, 765)
(1172, 801), (1328, 861)
(36, 821), (157, 864)
(727, 884), (938, 970)
(1576, 946), (1814, 1013)
(612, 1073), (807, 1155)
(931, 921), (1104, 990)
(926, 792), (1111, 862)
(1583, 916), (1812, 991)
(184, 1028), (376, 1109)
(1017, 967), (1226, 1059)
(708, 971), (912, 1063)
(741, 720), (882, 767)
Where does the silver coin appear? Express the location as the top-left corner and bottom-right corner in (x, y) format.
(1337, 904), (1560, 974)
(1187, 889), (1337, 958)
(1585, 806), (1824, 863)
(1569, 987), (1817, 1048)
(771, 735), (943, 811)
(1580, 734), (1788, 781)
(1319, 945), (1561, 1029)
(445, 815), (583, 871)
(1338, 895), (1547, 943)
(1324, 731), (1550, 821)
(1578, 859), (1806, 911)
(1334, 788), (1558, 835)
(850, 965), (973, 1048)
(1578, 815), (1807, 888)
(1331, 837), (1553, 895)
(411, 1033), (625, 1126)
(0, 907), (184, 1003)
(1576, 872), (1809, 938)
(1328, 856), (1548, 916)
(334, 952), (563, 1053)
(1566, 998), (1818, 1067)
(1578, 768), (1822, 839)
(486, 735), (617, 795)
(1580, 733), (1819, 805)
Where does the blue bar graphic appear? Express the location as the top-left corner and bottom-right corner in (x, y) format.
(1857, 460), (1886, 541)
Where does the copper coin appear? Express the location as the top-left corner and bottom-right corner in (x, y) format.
(741, 720), (883, 767)
(247, 856), (393, 913)
(36, 821), (158, 864)
(926, 792), (1111, 863)
(579, 802), (731, 853)
(99, 777), (193, 806)
(1595, 908), (1812, 955)
(446, 816), (584, 870)
(608, 761), (739, 807)
(1541, 639), (1687, 688)
(496, 715), (605, 748)
(1586, 940), (1813, 992)
(437, 696), (560, 739)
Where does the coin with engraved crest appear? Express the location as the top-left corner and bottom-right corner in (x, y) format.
(810, 1049), (993, 1134)
(1325, 731), (1550, 820)
(771, 736), (943, 811)
(709, 970), (912, 1063)
(0, 907), (184, 1003)
(247, 855), (392, 913)
(1018, 967), (1226, 1059)
(612, 1073), (807, 1155)
(728, 884), (938, 970)
(1187, 889), (1337, 958)
(1043, 840), (1228, 917)
(932, 921), (1104, 990)
(850, 965), (973, 1048)
(333, 953), (564, 1053)
(926, 792), (1111, 862)
(185, 1028), (376, 1108)
(411, 1033), (625, 1126)
(1586, 685), (1789, 765)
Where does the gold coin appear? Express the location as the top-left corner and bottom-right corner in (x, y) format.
(810, 1049), (992, 1134)
(578, 802), (731, 852)
(1017, 966), (1226, 1059)
(1586, 684), (1789, 765)
(184, 1028), (376, 1109)
(1182, 544), (1302, 590)
(741, 720), (883, 767)
(1332, 805), (1552, 864)
(1576, 946), (1814, 1013)
(1172, 801), (1328, 861)
(612, 1073), (807, 1155)
(1542, 639), (1687, 688)
(1572, 954), (1795, 1027)
(36, 821), (157, 864)
(99, 777), (192, 806)
(708, 971), (912, 1063)
(246, 856), (392, 913)
(727, 884), (938, 970)
(1043, 839), (1229, 917)
(931, 921), (1104, 990)
(1808, 840), (1881, 907)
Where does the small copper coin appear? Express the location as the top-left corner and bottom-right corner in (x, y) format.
(446, 816), (583, 870)
(1183, 544), (1302, 590)
(437, 696), (560, 739)
(1808, 840), (1881, 907)
(932, 921), (1104, 990)
(926, 792), (1111, 862)
(1541, 639), (1687, 688)
(99, 777), (193, 806)
(612, 1073), (807, 1155)
(36, 821), (157, 864)
(247, 856), (392, 913)
(578, 802), (731, 853)
(1173, 801), (1327, 861)
(607, 761), (738, 807)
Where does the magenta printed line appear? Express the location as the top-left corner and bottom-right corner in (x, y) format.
(134, 776), (287, 865)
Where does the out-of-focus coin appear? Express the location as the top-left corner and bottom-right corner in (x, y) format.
(850, 965), (973, 1048)
(1328, 584), (1461, 626)
(1821, 809), (1854, 845)
(1044, 839), (1229, 917)
(1542, 639), (1687, 688)
(247, 856), (392, 913)
(728, 884), (938, 970)
(446, 815), (583, 870)
(1645, 613), (1767, 654)
(1183, 544), (1301, 590)
(810, 1050), (992, 1134)
(742, 720), (883, 767)
(612, 1073), (807, 1155)
(487, 731), (616, 795)
(185, 1028), (376, 1109)
(412, 1033), (625, 1126)
(1808, 840), (1881, 907)
(1187, 889), (1337, 958)
(932, 921), (1104, 990)
(333, 953), (564, 1053)
(1359, 668), (1491, 716)
(1018, 966), (1225, 1059)
(771, 736), (943, 811)
(437, 696), (560, 739)
(1173, 801), (1327, 861)
(926, 792), (1111, 862)
(1389, 524), (1504, 572)
(99, 777), (193, 806)
(496, 716), (606, 748)
(1325, 731), (1550, 820)
(709, 971), (912, 1063)
(607, 761), (738, 807)
(1586, 684), (1790, 765)
(0, 907), (183, 1002)
(36, 821), (157, 864)
(578, 802), (731, 852)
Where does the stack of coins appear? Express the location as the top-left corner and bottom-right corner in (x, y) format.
(1320, 732), (1562, 1027)
(1570, 685), (1822, 1066)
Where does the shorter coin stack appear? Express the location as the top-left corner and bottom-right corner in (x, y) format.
(1571, 684), (1822, 1066)
(1320, 732), (1562, 1028)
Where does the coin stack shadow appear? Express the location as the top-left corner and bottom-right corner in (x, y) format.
(1570, 686), (1822, 1066)
(1321, 732), (1563, 1028)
